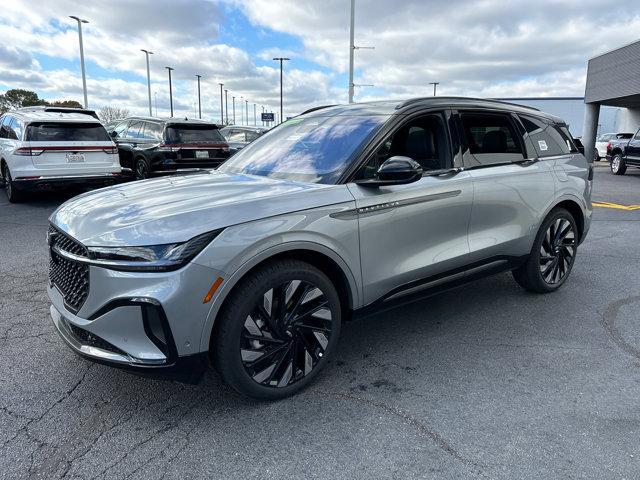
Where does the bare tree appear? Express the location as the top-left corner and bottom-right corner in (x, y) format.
(97, 106), (130, 123)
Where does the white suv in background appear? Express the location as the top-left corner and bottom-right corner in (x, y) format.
(0, 111), (121, 202)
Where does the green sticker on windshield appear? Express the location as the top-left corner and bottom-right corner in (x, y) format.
(283, 118), (303, 125)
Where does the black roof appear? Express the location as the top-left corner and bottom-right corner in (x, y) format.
(123, 116), (222, 126)
(302, 97), (564, 123)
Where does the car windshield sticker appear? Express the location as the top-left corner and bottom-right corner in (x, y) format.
(538, 140), (548, 151)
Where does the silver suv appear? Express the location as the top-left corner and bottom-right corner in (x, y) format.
(47, 98), (592, 399)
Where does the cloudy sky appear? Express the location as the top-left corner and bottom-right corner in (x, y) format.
(0, 0), (638, 121)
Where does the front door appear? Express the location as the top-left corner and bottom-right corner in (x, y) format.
(625, 129), (640, 165)
(348, 111), (473, 305)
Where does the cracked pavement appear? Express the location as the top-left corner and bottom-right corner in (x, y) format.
(1, 166), (640, 479)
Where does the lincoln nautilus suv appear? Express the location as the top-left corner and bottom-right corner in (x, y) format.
(47, 98), (592, 399)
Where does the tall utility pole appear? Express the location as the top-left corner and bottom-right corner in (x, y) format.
(196, 75), (202, 119)
(224, 89), (229, 124)
(273, 57), (289, 123)
(154, 91), (158, 116)
(218, 83), (224, 124)
(232, 96), (236, 124)
(240, 97), (243, 125)
(348, 0), (355, 104)
(245, 100), (248, 126)
(69, 16), (89, 108)
(429, 82), (439, 96)
(165, 66), (174, 117)
(253, 103), (256, 125)
(261, 105), (265, 126)
(141, 49), (153, 116)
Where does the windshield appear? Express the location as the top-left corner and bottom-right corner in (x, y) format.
(26, 122), (111, 142)
(218, 115), (388, 184)
(166, 125), (225, 144)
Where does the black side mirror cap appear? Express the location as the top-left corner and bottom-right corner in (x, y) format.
(355, 156), (423, 187)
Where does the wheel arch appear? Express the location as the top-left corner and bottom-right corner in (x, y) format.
(610, 147), (623, 157)
(199, 242), (359, 353)
(547, 197), (586, 242)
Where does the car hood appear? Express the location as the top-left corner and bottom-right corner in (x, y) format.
(50, 171), (354, 246)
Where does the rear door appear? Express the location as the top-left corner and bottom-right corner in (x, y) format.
(25, 121), (118, 174)
(457, 110), (556, 262)
(0, 115), (18, 164)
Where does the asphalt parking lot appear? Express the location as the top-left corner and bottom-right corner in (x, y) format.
(1, 164), (639, 479)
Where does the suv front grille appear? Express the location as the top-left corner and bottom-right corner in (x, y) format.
(48, 225), (89, 313)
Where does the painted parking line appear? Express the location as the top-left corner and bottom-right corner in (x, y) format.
(592, 201), (640, 211)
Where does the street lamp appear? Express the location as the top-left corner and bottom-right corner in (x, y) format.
(69, 16), (89, 108)
(165, 66), (174, 117)
(195, 75), (202, 119)
(240, 96), (243, 125)
(429, 82), (440, 96)
(154, 91), (158, 117)
(224, 89), (229, 124)
(232, 96), (236, 124)
(219, 83), (224, 124)
(273, 57), (289, 124)
(253, 103), (256, 126)
(347, 1), (374, 103)
(245, 99), (248, 126)
(141, 49), (153, 116)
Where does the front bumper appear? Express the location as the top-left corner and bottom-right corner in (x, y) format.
(48, 260), (224, 383)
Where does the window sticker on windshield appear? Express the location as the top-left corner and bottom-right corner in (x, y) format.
(538, 140), (548, 151)
(284, 119), (303, 125)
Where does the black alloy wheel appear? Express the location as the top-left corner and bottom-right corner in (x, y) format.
(135, 158), (150, 180)
(214, 259), (341, 400)
(538, 217), (576, 285)
(240, 280), (334, 388)
(512, 208), (578, 293)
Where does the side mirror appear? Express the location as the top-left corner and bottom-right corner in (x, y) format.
(355, 156), (423, 187)
(109, 130), (118, 138)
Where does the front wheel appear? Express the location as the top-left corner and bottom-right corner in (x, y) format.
(512, 208), (578, 293)
(611, 154), (627, 175)
(135, 158), (150, 180)
(214, 259), (342, 400)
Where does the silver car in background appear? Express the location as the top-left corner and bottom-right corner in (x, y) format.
(47, 98), (592, 399)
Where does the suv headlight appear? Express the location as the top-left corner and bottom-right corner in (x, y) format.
(85, 230), (222, 272)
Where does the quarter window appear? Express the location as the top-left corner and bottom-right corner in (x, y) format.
(227, 130), (246, 142)
(6, 118), (19, 140)
(143, 122), (163, 140)
(519, 115), (571, 157)
(460, 113), (524, 166)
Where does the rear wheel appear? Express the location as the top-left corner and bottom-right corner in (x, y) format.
(512, 208), (578, 293)
(135, 158), (150, 180)
(2, 165), (25, 203)
(214, 259), (341, 400)
(611, 154), (626, 175)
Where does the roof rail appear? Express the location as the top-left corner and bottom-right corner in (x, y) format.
(395, 96), (540, 112)
(299, 105), (337, 115)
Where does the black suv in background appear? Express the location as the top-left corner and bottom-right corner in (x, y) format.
(110, 117), (231, 179)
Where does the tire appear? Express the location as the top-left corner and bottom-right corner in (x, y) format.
(2, 164), (26, 203)
(610, 154), (627, 175)
(512, 208), (578, 293)
(135, 157), (150, 180)
(594, 151), (600, 162)
(213, 259), (342, 400)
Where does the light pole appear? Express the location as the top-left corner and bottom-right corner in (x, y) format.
(69, 16), (89, 108)
(253, 103), (256, 126)
(141, 49), (153, 116)
(429, 82), (439, 96)
(165, 66), (174, 117)
(232, 96), (236, 124)
(219, 83), (224, 124)
(224, 89), (229, 124)
(154, 91), (158, 116)
(273, 57), (289, 124)
(196, 74), (202, 119)
(240, 96), (244, 125)
(261, 105), (265, 126)
(245, 99), (248, 126)
(347, 1), (374, 103)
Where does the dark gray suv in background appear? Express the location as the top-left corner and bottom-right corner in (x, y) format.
(47, 98), (592, 399)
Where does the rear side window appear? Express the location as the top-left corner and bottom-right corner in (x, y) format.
(518, 115), (571, 157)
(245, 130), (261, 142)
(165, 125), (225, 144)
(26, 123), (111, 142)
(460, 112), (524, 166)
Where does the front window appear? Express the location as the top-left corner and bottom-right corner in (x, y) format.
(25, 122), (111, 142)
(218, 115), (388, 184)
(165, 125), (225, 144)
